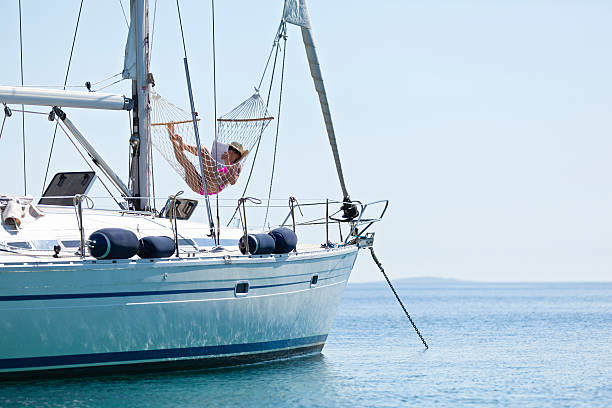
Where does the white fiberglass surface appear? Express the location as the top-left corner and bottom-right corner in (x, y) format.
(0, 206), (242, 256)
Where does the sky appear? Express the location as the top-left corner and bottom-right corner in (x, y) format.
(1, 0), (611, 282)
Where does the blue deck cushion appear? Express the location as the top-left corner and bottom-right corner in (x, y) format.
(138, 236), (176, 259)
(268, 227), (298, 254)
(88, 228), (139, 260)
(239, 233), (276, 255)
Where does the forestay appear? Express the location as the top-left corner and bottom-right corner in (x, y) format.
(282, 0), (351, 204)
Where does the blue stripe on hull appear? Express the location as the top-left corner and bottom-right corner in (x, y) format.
(0, 335), (328, 370)
(0, 273), (345, 302)
(0, 287), (234, 301)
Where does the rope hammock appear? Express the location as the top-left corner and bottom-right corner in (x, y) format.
(150, 91), (273, 196)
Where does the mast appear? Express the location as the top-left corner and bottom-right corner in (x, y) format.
(126, 0), (152, 210)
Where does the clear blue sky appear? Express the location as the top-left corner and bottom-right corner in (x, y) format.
(1, 0), (611, 282)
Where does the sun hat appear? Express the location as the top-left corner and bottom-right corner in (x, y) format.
(228, 141), (248, 159)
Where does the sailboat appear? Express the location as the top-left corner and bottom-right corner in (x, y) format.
(0, 0), (387, 378)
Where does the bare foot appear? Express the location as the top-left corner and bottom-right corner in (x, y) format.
(170, 133), (185, 150)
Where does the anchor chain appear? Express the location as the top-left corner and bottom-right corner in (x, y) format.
(369, 247), (429, 349)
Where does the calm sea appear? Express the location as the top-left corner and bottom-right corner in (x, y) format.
(1, 281), (610, 407)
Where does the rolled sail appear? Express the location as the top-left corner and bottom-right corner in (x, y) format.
(282, 0), (311, 28)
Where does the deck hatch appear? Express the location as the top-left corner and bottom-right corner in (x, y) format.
(6, 241), (32, 250)
(61, 240), (81, 249)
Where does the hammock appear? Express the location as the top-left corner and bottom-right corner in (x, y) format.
(151, 92), (273, 195)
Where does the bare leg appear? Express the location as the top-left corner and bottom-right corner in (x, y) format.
(167, 125), (205, 194)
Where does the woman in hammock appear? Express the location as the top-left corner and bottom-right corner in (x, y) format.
(167, 123), (247, 195)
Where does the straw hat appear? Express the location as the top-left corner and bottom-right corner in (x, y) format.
(229, 142), (248, 159)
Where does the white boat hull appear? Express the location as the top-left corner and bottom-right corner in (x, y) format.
(0, 246), (358, 378)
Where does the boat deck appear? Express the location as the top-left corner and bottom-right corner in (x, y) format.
(0, 203), (351, 267)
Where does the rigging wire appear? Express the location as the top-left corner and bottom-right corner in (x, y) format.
(92, 78), (124, 92)
(226, 24), (284, 226)
(91, 72), (122, 87)
(211, 0), (219, 140)
(0, 104), (10, 142)
(41, 0), (85, 195)
(55, 119), (123, 208)
(175, 0), (217, 241)
(263, 25), (288, 229)
(149, 130), (156, 212)
(118, 0), (129, 28)
(210, 0), (222, 241)
(0, 119), (5, 142)
(150, 0), (159, 61)
(13, 72), (120, 90)
(176, 0), (188, 56)
(18, 0), (26, 195)
(9, 109), (47, 115)
(257, 23), (284, 91)
(127, 111), (135, 196)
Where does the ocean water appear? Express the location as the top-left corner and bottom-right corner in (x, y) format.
(0, 281), (610, 407)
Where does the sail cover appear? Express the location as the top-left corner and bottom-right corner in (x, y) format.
(282, 0), (311, 28)
(122, 1), (137, 79)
